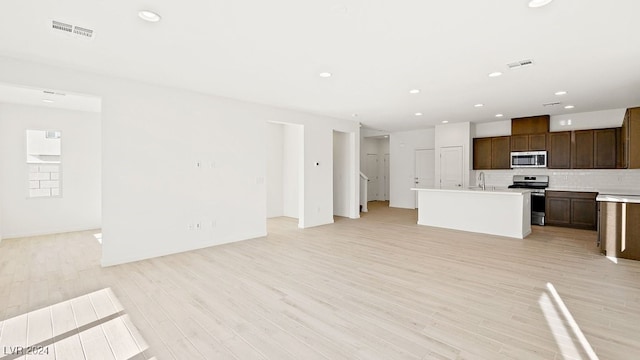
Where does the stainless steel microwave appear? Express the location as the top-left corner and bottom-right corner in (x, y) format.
(511, 151), (547, 168)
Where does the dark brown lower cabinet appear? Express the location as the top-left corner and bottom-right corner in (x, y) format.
(546, 191), (597, 230)
(599, 201), (640, 260)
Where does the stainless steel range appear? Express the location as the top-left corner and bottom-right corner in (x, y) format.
(508, 175), (549, 226)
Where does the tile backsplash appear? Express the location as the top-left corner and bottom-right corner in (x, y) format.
(472, 168), (640, 191)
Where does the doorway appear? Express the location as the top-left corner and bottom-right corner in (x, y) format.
(266, 122), (304, 227)
(439, 146), (464, 188)
(414, 149), (435, 208)
(366, 153), (379, 201)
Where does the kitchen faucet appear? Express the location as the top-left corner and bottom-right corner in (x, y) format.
(478, 171), (486, 190)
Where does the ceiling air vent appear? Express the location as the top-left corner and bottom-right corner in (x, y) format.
(507, 59), (534, 69)
(52, 21), (73, 33)
(51, 20), (95, 40)
(543, 102), (561, 107)
(73, 26), (93, 38)
(43, 90), (66, 96)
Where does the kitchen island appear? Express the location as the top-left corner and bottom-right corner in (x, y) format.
(412, 187), (532, 239)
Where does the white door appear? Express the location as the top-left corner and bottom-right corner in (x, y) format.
(383, 154), (390, 201)
(366, 154), (379, 201)
(440, 146), (464, 188)
(414, 149), (435, 207)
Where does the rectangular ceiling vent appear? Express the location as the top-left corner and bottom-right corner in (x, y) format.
(73, 26), (93, 38)
(52, 21), (73, 33)
(543, 102), (561, 107)
(507, 59), (534, 69)
(43, 90), (66, 96)
(51, 20), (95, 40)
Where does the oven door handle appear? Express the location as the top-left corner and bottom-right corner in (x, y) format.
(531, 193), (545, 197)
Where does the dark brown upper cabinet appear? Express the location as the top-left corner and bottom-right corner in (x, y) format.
(511, 133), (546, 152)
(572, 130), (594, 169)
(570, 128), (618, 169)
(547, 131), (571, 169)
(473, 136), (511, 170)
(473, 138), (492, 170)
(511, 115), (550, 135)
(594, 128), (617, 168)
(491, 136), (511, 169)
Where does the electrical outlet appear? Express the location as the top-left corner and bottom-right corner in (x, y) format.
(187, 223), (194, 230)
(195, 222), (201, 230)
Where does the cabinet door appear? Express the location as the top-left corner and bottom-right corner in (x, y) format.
(546, 197), (571, 225)
(547, 131), (571, 169)
(572, 130), (594, 169)
(571, 198), (597, 230)
(623, 203), (640, 260)
(511, 135), (528, 151)
(529, 134), (546, 151)
(594, 128), (617, 169)
(511, 115), (550, 135)
(473, 138), (492, 170)
(491, 136), (511, 169)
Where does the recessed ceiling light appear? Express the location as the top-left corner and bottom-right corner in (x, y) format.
(42, 99), (54, 103)
(564, 105), (575, 109)
(495, 114), (504, 118)
(442, 120), (449, 124)
(488, 72), (503, 78)
(351, 113), (358, 117)
(384, 135), (389, 138)
(409, 89), (420, 94)
(528, 0), (553, 8)
(415, 112), (423, 116)
(319, 72), (332, 78)
(138, 10), (162, 22)
(555, 91), (567, 96)
(474, 103), (484, 108)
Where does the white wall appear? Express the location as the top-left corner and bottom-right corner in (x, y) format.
(474, 120), (510, 137)
(0, 56), (360, 266)
(389, 129), (435, 209)
(333, 131), (350, 217)
(435, 122), (472, 188)
(0, 104), (101, 238)
(550, 108), (625, 131)
(283, 124), (303, 219)
(266, 123), (283, 218)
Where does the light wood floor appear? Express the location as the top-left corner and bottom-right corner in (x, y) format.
(1, 202), (640, 359)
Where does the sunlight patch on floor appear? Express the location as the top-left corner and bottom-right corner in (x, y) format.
(0, 288), (149, 359)
(539, 282), (599, 360)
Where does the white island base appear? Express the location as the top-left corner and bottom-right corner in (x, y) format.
(412, 188), (532, 239)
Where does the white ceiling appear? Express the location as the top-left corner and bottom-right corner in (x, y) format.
(0, 0), (639, 131)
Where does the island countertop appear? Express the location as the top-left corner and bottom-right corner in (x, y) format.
(411, 187), (531, 195)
